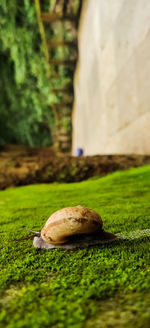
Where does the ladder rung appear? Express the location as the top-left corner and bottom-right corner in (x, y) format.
(49, 59), (76, 66)
(41, 13), (77, 23)
(47, 40), (77, 48)
(59, 135), (71, 142)
(50, 73), (60, 79)
(52, 88), (73, 94)
(51, 102), (72, 107)
(52, 88), (68, 93)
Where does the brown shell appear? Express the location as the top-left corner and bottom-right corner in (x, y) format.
(41, 205), (103, 245)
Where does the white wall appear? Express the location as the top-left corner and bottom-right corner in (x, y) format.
(72, 0), (150, 155)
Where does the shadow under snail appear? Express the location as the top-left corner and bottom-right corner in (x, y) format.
(26, 205), (120, 249)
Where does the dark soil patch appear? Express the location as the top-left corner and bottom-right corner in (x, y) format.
(0, 144), (150, 189)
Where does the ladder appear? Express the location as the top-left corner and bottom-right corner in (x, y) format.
(35, 0), (82, 152)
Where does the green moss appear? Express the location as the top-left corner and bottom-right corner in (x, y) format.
(0, 165), (150, 328)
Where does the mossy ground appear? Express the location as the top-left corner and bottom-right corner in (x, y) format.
(0, 165), (150, 328)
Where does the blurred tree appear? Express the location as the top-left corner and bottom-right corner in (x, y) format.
(0, 0), (56, 146)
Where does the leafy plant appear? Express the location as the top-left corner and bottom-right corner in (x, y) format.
(0, 0), (56, 146)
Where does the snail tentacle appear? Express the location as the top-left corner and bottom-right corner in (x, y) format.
(22, 228), (41, 236)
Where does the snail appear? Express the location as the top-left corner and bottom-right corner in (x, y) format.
(27, 205), (119, 249)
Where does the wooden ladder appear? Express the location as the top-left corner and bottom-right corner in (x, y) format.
(35, 0), (82, 152)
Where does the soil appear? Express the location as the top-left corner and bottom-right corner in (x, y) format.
(0, 144), (150, 190)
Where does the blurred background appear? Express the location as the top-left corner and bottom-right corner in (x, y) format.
(0, 0), (150, 189)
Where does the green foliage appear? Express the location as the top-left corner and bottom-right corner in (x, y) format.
(0, 0), (56, 146)
(0, 165), (150, 327)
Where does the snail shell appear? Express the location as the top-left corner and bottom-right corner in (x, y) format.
(41, 205), (103, 245)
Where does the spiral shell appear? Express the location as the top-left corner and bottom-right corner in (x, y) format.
(41, 205), (103, 245)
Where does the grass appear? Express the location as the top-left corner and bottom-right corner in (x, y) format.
(0, 165), (150, 328)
